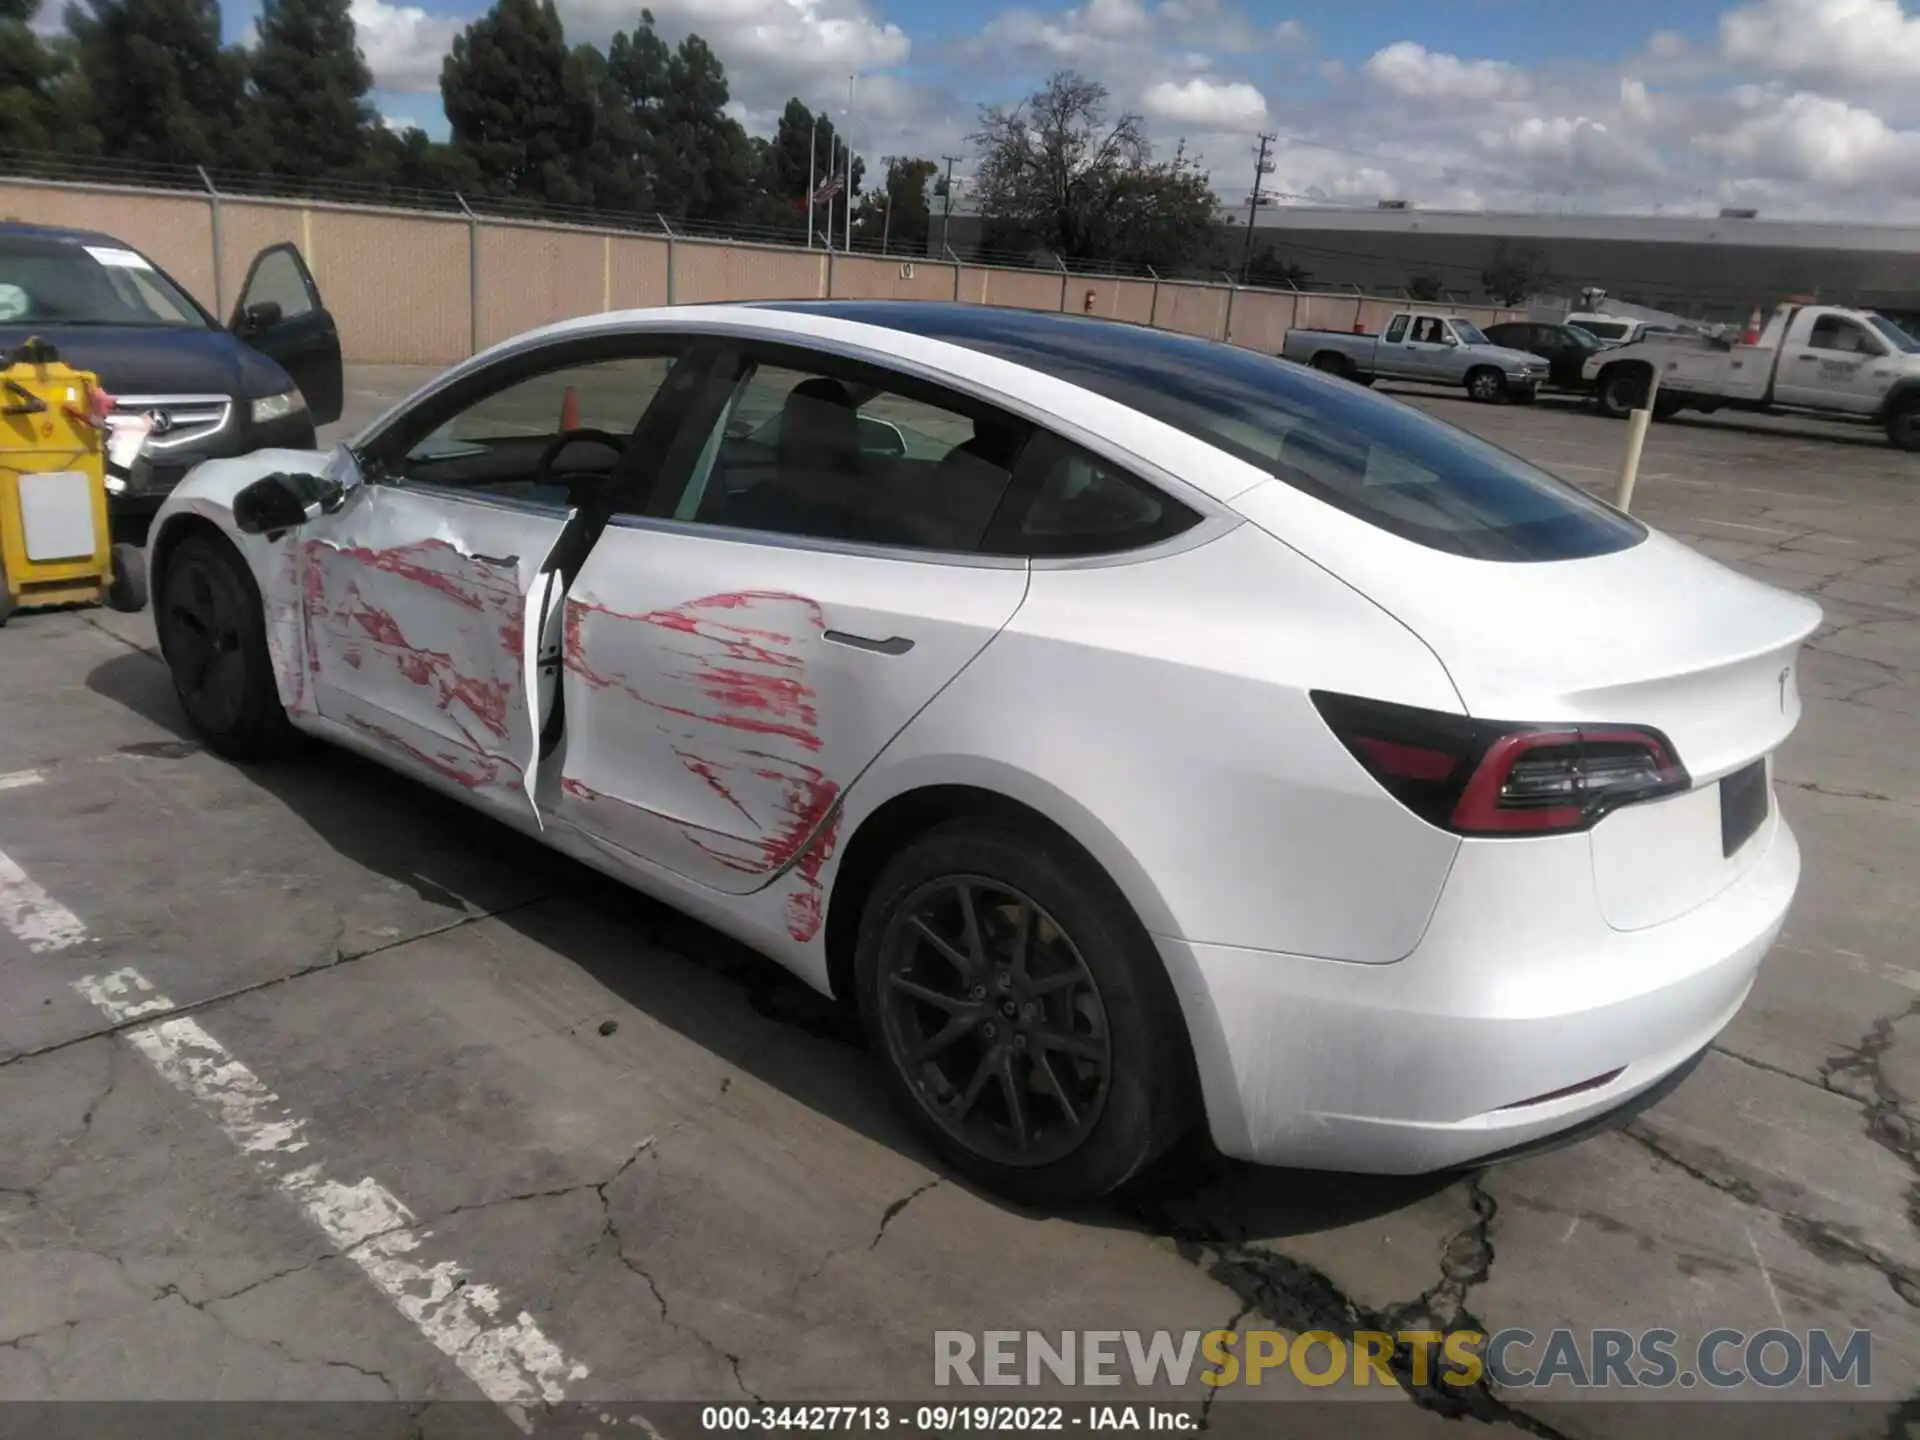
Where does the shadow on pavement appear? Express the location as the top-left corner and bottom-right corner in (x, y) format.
(83, 645), (1450, 1244)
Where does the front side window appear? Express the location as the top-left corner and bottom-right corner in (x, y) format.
(1808, 317), (1880, 356)
(0, 236), (209, 329)
(375, 352), (678, 506)
(661, 356), (1030, 553)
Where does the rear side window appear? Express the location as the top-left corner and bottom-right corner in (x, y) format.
(950, 324), (1641, 561)
(1385, 315), (1409, 343)
(988, 431), (1198, 558)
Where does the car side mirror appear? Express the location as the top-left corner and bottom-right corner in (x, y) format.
(237, 300), (284, 335)
(234, 470), (343, 535)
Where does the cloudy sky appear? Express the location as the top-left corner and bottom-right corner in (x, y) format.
(222, 0), (1920, 220)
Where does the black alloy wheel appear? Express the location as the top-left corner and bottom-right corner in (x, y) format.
(877, 875), (1111, 1169)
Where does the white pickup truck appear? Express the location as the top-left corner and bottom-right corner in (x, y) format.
(1583, 303), (1920, 449)
(1280, 310), (1549, 403)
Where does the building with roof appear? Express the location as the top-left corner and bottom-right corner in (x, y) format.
(931, 202), (1920, 326)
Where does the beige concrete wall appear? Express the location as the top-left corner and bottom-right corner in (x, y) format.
(673, 240), (824, 303)
(959, 266), (1064, 312)
(3, 176), (1527, 366)
(1226, 289), (1297, 354)
(1154, 281), (1230, 339)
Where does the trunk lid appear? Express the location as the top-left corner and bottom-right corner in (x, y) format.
(1235, 488), (1822, 929)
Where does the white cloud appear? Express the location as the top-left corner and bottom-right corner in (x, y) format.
(1696, 89), (1920, 185)
(1720, 0), (1920, 92)
(1141, 77), (1267, 129)
(1363, 41), (1529, 103)
(1646, 29), (1688, 59)
(1272, 18), (1309, 49)
(350, 0), (464, 93)
(1620, 77), (1656, 126)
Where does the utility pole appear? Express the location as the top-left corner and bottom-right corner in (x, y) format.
(806, 113), (818, 249)
(844, 74), (856, 253)
(938, 155), (962, 256)
(1240, 131), (1276, 285)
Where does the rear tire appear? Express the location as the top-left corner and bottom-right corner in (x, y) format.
(1886, 398), (1920, 452)
(855, 819), (1194, 1206)
(1310, 351), (1353, 380)
(155, 532), (301, 760)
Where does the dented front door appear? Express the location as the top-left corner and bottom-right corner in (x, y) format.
(548, 524), (1028, 937)
(301, 483), (568, 823)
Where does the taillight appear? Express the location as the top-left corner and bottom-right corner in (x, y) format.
(1311, 692), (1688, 836)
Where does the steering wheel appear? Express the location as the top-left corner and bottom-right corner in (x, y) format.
(534, 427), (629, 505)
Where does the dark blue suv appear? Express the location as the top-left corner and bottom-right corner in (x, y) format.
(0, 222), (343, 520)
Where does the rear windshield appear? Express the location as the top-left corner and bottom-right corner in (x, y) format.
(946, 323), (1643, 561)
(1574, 320), (1632, 340)
(0, 236), (210, 330)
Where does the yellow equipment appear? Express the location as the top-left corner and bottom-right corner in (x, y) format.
(0, 338), (143, 626)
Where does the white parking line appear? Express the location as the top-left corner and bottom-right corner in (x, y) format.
(74, 966), (590, 1431)
(0, 848), (88, 953)
(0, 769), (46, 792)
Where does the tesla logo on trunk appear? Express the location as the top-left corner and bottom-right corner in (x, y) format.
(1778, 667), (1792, 713)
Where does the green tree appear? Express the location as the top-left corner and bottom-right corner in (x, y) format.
(1, 0), (85, 152)
(365, 123), (481, 195)
(441, 0), (596, 204)
(852, 155), (935, 252)
(1244, 245), (1310, 289)
(1480, 240), (1549, 305)
(971, 70), (1217, 270)
(1407, 273), (1445, 301)
(243, 0), (375, 180)
(65, 0), (248, 168)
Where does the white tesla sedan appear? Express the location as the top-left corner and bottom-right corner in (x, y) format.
(146, 301), (1819, 1204)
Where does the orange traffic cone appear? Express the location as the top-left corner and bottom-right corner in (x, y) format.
(559, 384), (580, 431)
(1739, 306), (1763, 345)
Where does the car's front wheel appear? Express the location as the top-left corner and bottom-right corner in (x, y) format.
(1466, 367), (1506, 403)
(855, 820), (1192, 1205)
(156, 532), (301, 760)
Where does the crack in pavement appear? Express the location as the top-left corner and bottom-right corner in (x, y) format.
(1621, 1123), (1920, 1309)
(869, 1180), (939, 1251)
(0, 893), (554, 1076)
(1196, 1295), (1253, 1433)
(590, 1137), (765, 1404)
(1819, 998), (1920, 1238)
(1132, 1174), (1573, 1437)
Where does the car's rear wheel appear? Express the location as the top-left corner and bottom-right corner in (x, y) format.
(855, 820), (1192, 1205)
(156, 532), (301, 760)
(1310, 352), (1353, 379)
(1886, 398), (1920, 452)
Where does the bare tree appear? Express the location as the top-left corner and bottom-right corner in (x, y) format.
(971, 71), (1217, 270)
(1480, 240), (1550, 306)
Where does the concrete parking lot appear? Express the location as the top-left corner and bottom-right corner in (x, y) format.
(1, 367), (1916, 1437)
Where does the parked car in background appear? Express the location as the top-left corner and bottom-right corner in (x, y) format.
(142, 301), (1816, 1203)
(1281, 309), (1549, 402)
(1483, 321), (1607, 393)
(1566, 312), (1656, 345)
(0, 223), (344, 523)
(1584, 302), (1920, 447)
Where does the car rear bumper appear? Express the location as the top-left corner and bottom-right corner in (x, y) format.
(1157, 810), (1799, 1173)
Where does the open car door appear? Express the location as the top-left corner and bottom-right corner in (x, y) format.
(230, 242), (344, 425)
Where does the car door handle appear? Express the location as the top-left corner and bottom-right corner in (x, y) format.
(823, 630), (914, 656)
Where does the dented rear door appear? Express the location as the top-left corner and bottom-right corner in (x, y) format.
(302, 483), (569, 822)
(548, 525), (1028, 932)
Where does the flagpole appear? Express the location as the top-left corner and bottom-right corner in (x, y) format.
(844, 74), (856, 253)
(806, 113), (817, 249)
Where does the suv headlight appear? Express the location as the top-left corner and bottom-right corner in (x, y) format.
(251, 390), (308, 424)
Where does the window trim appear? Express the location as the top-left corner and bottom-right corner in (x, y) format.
(354, 332), (696, 490)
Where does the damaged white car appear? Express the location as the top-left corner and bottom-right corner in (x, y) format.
(146, 301), (1820, 1204)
